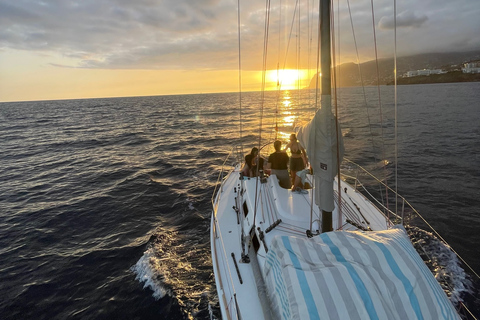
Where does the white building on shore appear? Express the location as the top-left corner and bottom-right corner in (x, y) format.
(462, 62), (480, 74)
(405, 69), (446, 77)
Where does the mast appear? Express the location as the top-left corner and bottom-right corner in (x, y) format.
(296, 0), (343, 233)
(320, 0), (331, 98)
(319, 0), (334, 232)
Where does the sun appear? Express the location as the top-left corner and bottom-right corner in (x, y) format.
(266, 69), (308, 90)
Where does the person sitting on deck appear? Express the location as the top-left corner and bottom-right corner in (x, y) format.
(267, 140), (291, 189)
(242, 147), (265, 177)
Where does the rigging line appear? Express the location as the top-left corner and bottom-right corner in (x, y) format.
(334, 192), (364, 226)
(254, 0), (272, 229)
(263, 2), (284, 146)
(296, 0), (301, 105)
(330, 0), (343, 229)
(272, 0), (283, 142)
(314, 0), (321, 111)
(296, 0), (302, 122)
(263, 182), (278, 223)
(278, 0), (282, 77)
(268, 0), (283, 148)
(276, 226), (306, 236)
(214, 214), (239, 299)
(278, 224), (306, 233)
(346, 0), (384, 206)
(275, 0), (301, 130)
(394, 0), (399, 220)
(301, 0), (316, 232)
(237, 0), (244, 155)
(306, 0), (311, 95)
(266, 187), (278, 223)
(260, 0), (271, 129)
(308, 0), (322, 231)
(272, 0), (299, 136)
(280, 0), (299, 85)
(369, 0), (389, 217)
(347, 0), (377, 156)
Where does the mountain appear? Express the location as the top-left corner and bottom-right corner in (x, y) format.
(308, 50), (480, 87)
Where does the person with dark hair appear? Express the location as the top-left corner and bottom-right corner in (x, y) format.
(285, 133), (308, 188)
(267, 140), (291, 189)
(242, 147), (265, 177)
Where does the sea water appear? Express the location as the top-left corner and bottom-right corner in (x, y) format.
(1, 82), (479, 319)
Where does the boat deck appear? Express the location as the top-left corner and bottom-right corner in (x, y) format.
(211, 167), (393, 319)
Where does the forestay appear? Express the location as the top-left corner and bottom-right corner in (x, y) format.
(264, 226), (459, 320)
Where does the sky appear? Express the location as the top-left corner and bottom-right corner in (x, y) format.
(0, 0), (479, 102)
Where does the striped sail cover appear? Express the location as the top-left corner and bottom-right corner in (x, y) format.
(264, 226), (459, 320)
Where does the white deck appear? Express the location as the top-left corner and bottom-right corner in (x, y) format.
(211, 166), (396, 320)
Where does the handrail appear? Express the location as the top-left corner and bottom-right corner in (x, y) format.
(211, 146), (243, 208)
(211, 145), (244, 320)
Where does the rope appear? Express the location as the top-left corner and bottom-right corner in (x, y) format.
(393, 0), (399, 219)
(369, 0), (389, 216)
(345, 0), (377, 166)
(308, 0), (323, 232)
(253, 0), (272, 231)
(334, 191), (365, 228)
(237, 0), (244, 156)
(330, 0), (343, 229)
(264, 182), (279, 224)
(345, 0), (389, 217)
(296, 0), (301, 105)
(269, 0), (284, 145)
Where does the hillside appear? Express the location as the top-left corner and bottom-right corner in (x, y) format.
(308, 50), (480, 87)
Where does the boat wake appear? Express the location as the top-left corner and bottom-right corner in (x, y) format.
(131, 193), (217, 320)
(131, 224), (217, 319)
(406, 226), (476, 308)
(131, 232), (175, 300)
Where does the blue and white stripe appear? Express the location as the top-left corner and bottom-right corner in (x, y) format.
(263, 226), (459, 320)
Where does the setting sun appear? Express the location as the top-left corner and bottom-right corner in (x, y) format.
(266, 69), (310, 90)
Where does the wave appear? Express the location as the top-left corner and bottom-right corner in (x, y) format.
(407, 226), (475, 306)
(132, 246), (170, 300)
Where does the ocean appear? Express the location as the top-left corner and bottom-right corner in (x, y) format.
(1, 82), (479, 319)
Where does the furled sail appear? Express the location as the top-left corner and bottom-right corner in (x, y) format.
(264, 226), (460, 320)
(296, 98), (344, 212)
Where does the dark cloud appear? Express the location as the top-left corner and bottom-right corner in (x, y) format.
(0, 0), (478, 70)
(379, 10), (428, 30)
(0, 0), (240, 69)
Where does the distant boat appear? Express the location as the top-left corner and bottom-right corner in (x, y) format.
(211, 1), (475, 319)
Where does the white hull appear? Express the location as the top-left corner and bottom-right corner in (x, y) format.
(211, 160), (461, 319)
(212, 163), (390, 319)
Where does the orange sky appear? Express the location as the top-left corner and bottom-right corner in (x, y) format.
(0, 49), (314, 102)
(0, 53), (238, 101)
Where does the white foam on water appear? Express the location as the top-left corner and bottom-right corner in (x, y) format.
(409, 226), (474, 305)
(187, 199), (195, 210)
(132, 247), (169, 300)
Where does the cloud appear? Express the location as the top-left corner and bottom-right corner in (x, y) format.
(0, 0), (479, 71)
(379, 10), (428, 30)
(0, 0), (243, 69)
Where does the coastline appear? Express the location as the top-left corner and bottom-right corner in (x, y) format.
(388, 71), (480, 85)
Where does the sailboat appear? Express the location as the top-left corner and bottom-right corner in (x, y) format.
(211, 1), (474, 319)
